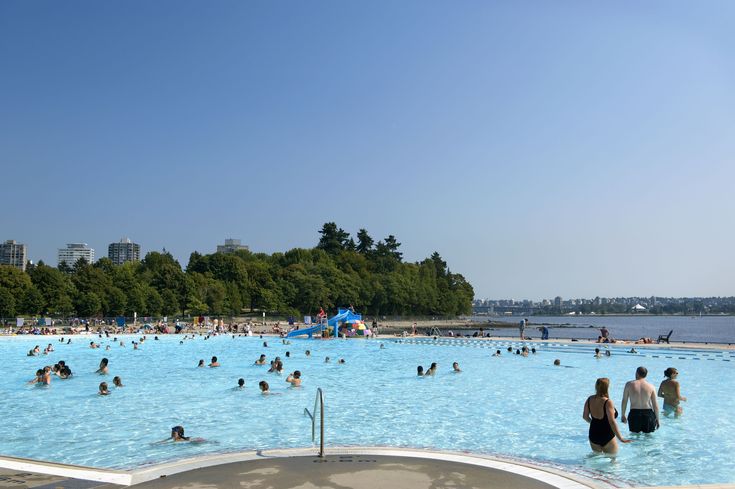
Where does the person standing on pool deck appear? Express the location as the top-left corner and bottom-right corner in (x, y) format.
(621, 366), (660, 433)
(583, 378), (631, 454)
(658, 368), (686, 417)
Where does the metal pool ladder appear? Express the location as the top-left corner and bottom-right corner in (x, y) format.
(304, 387), (325, 457)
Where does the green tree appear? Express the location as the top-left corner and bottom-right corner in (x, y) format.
(317, 222), (350, 254)
(21, 286), (45, 315)
(356, 229), (374, 255)
(75, 292), (102, 317)
(0, 288), (16, 317)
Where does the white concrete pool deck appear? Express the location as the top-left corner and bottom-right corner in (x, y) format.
(2, 447), (734, 489)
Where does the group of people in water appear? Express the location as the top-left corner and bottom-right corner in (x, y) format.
(25, 331), (689, 453)
(584, 365), (686, 455)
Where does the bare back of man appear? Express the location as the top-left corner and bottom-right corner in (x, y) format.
(621, 367), (659, 433)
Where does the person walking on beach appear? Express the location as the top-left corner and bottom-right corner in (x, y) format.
(658, 368), (686, 417)
(583, 378), (631, 454)
(621, 367), (660, 433)
(519, 319), (526, 339)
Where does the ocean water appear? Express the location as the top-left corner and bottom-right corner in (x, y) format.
(477, 315), (735, 344)
(0, 334), (733, 486)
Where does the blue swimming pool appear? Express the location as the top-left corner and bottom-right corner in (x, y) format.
(0, 335), (732, 486)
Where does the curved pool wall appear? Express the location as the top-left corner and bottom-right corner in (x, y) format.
(1, 334), (733, 487)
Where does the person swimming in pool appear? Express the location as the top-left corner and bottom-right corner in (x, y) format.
(209, 356), (220, 367)
(427, 363), (437, 375)
(113, 376), (123, 387)
(658, 367), (686, 417)
(621, 366), (660, 433)
(493, 350), (501, 356)
(417, 366), (424, 376)
(255, 354), (267, 365)
(452, 362), (461, 373)
(236, 378), (245, 389)
(157, 426), (206, 443)
(99, 382), (110, 395)
(28, 369), (44, 385)
(28, 345), (40, 356)
(197, 359), (205, 367)
(583, 378), (630, 454)
(594, 348), (602, 358)
(324, 356), (330, 363)
(286, 370), (302, 387)
(259, 380), (271, 394)
(96, 358), (109, 375)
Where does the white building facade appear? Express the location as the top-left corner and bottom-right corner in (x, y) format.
(58, 243), (95, 267)
(0, 240), (27, 271)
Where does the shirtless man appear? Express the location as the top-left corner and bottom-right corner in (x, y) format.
(286, 370), (302, 387)
(621, 366), (660, 433)
(658, 367), (686, 417)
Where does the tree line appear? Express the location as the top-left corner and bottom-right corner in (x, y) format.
(0, 223), (474, 319)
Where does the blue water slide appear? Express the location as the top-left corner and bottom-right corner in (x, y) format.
(286, 324), (325, 339)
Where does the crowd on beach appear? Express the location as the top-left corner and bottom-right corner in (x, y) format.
(22, 324), (687, 453)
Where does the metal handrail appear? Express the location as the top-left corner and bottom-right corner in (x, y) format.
(303, 387), (325, 457)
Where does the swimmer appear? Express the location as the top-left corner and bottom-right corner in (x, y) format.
(113, 376), (123, 387)
(286, 370), (302, 387)
(286, 351), (290, 357)
(28, 369), (44, 384)
(259, 380), (270, 394)
(554, 359), (561, 366)
(305, 350), (311, 357)
(209, 356), (220, 367)
(236, 378), (245, 389)
(157, 426), (206, 443)
(629, 348), (638, 354)
(255, 354), (267, 365)
(263, 341), (268, 347)
(197, 359), (205, 368)
(90, 341), (98, 349)
(46, 343), (54, 353)
(338, 358), (345, 364)
(60, 365), (72, 378)
(583, 378), (630, 454)
(605, 350), (611, 357)
(621, 366), (660, 433)
(594, 348), (602, 358)
(658, 368), (686, 417)
(380, 343), (385, 349)
(531, 348), (536, 354)
(105, 345), (111, 351)
(99, 382), (110, 395)
(515, 349), (521, 355)
(96, 358), (109, 375)
(417, 366), (424, 376)
(324, 356), (330, 363)
(507, 347), (512, 353)
(275, 361), (284, 374)
(28, 345), (40, 356)
(120, 341), (125, 347)
(492, 350), (501, 356)
(452, 362), (461, 373)
(427, 362), (437, 375)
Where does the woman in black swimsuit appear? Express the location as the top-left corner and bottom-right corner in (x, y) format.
(583, 378), (631, 454)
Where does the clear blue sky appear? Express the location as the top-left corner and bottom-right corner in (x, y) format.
(2, 1), (733, 300)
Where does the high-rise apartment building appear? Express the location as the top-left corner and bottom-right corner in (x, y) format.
(108, 238), (141, 265)
(0, 240), (28, 271)
(216, 238), (249, 254)
(58, 243), (95, 267)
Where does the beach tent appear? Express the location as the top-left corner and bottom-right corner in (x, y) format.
(632, 304), (646, 312)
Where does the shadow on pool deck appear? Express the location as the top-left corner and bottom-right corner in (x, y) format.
(96, 454), (559, 489)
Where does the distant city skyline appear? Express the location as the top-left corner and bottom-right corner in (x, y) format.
(2, 1), (734, 299)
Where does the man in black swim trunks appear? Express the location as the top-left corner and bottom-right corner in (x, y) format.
(621, 366), (660, 433)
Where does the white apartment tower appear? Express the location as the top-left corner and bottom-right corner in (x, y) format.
(0, 240), (28, 271)
(108, 238), (141, 265)
(58, 243), (95, 267)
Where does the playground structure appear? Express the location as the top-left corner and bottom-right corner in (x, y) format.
(286, 308), (370, 339)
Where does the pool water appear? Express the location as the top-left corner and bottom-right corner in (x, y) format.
(1, 335), (733, 486)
